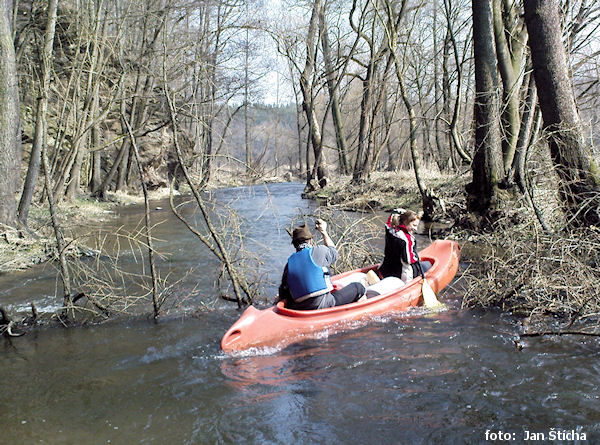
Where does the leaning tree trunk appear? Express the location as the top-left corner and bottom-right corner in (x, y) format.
(18, 0), (59, 227)
(122, 112), (161, 319)
(523, 0), (600, 226)
(0, 0), (21, 229)
(508, 68), (537, 192)
(468, 0), (504, 216)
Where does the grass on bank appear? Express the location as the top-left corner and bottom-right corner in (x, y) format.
(307, 170), (469, 216)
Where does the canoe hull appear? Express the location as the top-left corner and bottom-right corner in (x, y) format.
(221, 239), (460, 352)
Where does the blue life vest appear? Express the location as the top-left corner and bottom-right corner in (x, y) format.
(287, 247), (333, 302)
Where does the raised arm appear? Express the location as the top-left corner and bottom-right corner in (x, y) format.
(315, 219), (335, 248)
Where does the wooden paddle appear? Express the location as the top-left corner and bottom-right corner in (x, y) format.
(417, 259), (444, 309)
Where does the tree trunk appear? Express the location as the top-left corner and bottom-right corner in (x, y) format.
(383, 97), (397, 171)
(299, 0), (328, 190)
(508, 68), (537, 191)
(39, 101), (73, 318)
(0, 0), (20, 228)
(318, 1), (349, 175)
(89, 124), (102, 193)
(468, 0), (504, 215)
(351, 62), (375, 184)
(197, 25), (218, 189)
(524, 0), (600, 226)
(286, 58), (304, 175)
(492, 0), (527, 173)
(18, 0), (58, 226)
(244, 23), (251, 175)
(433, 0), (444, 170)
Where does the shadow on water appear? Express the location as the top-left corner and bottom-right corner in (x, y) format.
(0, 183), (599, 443)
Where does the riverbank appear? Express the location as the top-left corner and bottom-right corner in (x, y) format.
(304, 170), (468, 217)
(0, 190), (167, 273)
(0, 168), (302, 274)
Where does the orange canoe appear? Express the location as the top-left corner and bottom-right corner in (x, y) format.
(221, 239), (461, 352)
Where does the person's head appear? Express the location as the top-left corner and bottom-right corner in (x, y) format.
(291, 223), (313, 250)
(390, 209), (420, 232)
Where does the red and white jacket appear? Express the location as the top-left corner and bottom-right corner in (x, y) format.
(377, 216), (420, 282)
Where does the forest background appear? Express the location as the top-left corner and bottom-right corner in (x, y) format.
(0, 0), (599, 335)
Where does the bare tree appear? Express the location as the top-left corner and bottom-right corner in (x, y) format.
(299, 0), (329, 191)
(524, 0), (600, 226)
(318, 0), (350, 175)
(349, 0), (392, 184)
(94, 0), (169, 199)
(441, 0), (473, 166)
(383, 0), (444, 219)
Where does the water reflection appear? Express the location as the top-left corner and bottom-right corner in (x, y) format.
(220, 349), (326, 389)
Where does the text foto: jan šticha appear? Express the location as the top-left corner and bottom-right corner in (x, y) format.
(485, 429), (587, 441)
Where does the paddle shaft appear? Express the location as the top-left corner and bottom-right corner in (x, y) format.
(415, 252), (425, 279)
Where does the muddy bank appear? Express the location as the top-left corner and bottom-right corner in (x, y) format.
(1, 198), (117, 273)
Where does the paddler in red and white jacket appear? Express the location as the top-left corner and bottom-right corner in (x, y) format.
(377, 209), (432, 282)
(277, 219), (365, 310)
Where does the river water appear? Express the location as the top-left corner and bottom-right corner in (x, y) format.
(1, 183), (598, 444)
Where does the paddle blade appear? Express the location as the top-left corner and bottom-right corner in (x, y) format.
(422, 278), (444, 309)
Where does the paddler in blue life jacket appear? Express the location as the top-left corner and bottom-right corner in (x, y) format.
(277, 219), (366, 310)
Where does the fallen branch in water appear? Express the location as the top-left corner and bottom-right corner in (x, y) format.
(220, 295), (240, 303)
(520, 330), (600, 338)
(0, 305), (38, 337)
(163, 66), (252, 308)
(0, 307), (22, 337)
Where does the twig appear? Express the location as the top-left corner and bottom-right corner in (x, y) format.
(521, 331), (600, 338)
